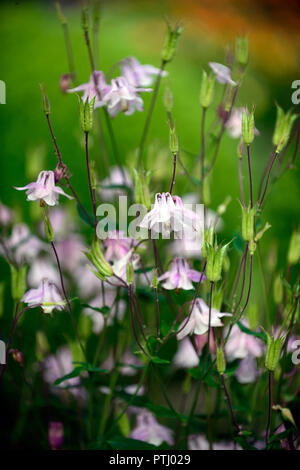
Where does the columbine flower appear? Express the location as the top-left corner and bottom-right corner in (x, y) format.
(235, 356), (260, 384)
(158, 258), (206, 290)
(104, 230), (133, 262)
(27, 257), (60, 287)
(209, 62), (236, 86)
(226, 107), (260, 139)
(225, 321), (263, 360)
(15, 170), (73, 206)
(0, 223), (47, 264)
(139, 193), (201, 237)
(0, 201), (13, 227)
(173, 338), (199, 369)
(67, 71), (110, 107)
(112, 249), (140, 285)
(103, 77), (151, 118)
(130, 411), (174, 446)
(177, 298), (231, 340)
(120, 57), (167, 87)
(194, 331), (216, 355)
(22, 278), (65, 314)
(99, 166), (132, 201)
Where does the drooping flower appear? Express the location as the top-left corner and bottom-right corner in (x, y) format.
(99, 166), (132, 201)
(48, 422), (64, 450)
(22, 278), (65, 314)
(194, 330), (216, 355)
(27, 257), (60, 287)
(225, 321), (263, 360)
(0, 201), (13, 227)
(209, 62), (236, 86)
(103, 77), (151, 118)
(130, 411), (174, 446)
(67, 71), (110, 107)
(104, 230), (133, 262)
(112, 249), (140, 285)
(177, 298), (231, 340)
(173, 338), (199, 369)
(158, 258), (206, 290)
(226, 107), (260, 139)
(0, 223), (47, 264)
(139, 192), (202, 238)
(120, 57), (167, 88)
(15, 170), (73, 206)
(235, 356), (260, 384)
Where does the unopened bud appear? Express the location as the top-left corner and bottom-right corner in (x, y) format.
(242, 107), (255, 146)
(206, 241), (230, 282)
(59, 73), (72, 94)
(216, 347), (226, 375)
(217, 196), (231, 216)
(287, 229), (300, 265)
(48, 421), (64, 450)
(84, 241), (113, 279)
(200, 70), (215, 108)
(169, 127), (179, 154)
(235, 36), (249, 67)
(10, 349), (24, 366)
(161, 22), (183, 63)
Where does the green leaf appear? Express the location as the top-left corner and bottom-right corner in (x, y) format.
(237, 321), (267, 342)
(80, 304), (110, 315)
(53, 366), (83, 385)
(76, 202), (94, 227)
(151, 356), (170, 364)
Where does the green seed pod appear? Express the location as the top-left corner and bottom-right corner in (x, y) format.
(216, 347), (226, 375)
(84, 241), (113, 278)
(241, 205), (254, 242)
(273, 273), (283, 305)
(200, 70), (215, 109)
(201, 228), (214, 260)
(10, 265), (27, 302)
(242, 107), (255, 146)
(206, 241), (230, 282)
(161, 23), (183, 63)
(272, 105), (298, 153)
(265, 334), (284, 372)
(235, 36), (249, 66)
(287, 229), (300, 265)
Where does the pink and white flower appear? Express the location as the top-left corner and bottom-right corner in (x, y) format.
(120, 57), (167, 88)
(173, 338), (199, 369)
(103, 77), (151, 118)
(158, 258), (206, 290)
(27, 257), (60, 287)
(130, 411), (174, 446)
(68, 71), (110, 107)
(112, 249), (140, 285)
(225, 321), (263, 360)
(177, 298), (231, 340)
(22, 278), (65, 314)
(0, 223), (47, 264)
(15, 170), (73, 206)
(139, 193), (202, 238)
(209, 62), (236, 86)
(104, 230), (133, 262)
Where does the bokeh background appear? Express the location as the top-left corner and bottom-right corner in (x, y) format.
(0, 0), (299, 449)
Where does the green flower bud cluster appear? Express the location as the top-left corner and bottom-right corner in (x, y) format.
(161, 23), (183, 63)
(84, 241), (113, 280)
(235, 36), (249, 67)
(265, 333), (284, 372)
(206, 236), (230, 283)
(242, 107), (255, 146)
(200, 70), (215, 109)
(79, 97), (95, 133)
(273, 105), (298, 153)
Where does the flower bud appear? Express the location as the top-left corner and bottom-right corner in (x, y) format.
(161, 22), (183, 63)
(163, 85), (173, 113)
(272, 105), (298, 153)
(273, 273), (283, 305)
(169, 127), (179, 154)
(287, 228), (300, 265)
(241, 205), (254, 242)
(59, 73), (72, 94)
(206, 241), (230, 282)
(133, 168), (151, 210)
(79, 97), (95, 133)
(10, 349), (24, 366)
(40, 84), (50, 116)
(235, 36), (249, 67)
(265, 333), (284, 372)
(242, 107), (255, 146)
(48, 421), (64, 450)
(200, 70), (215, 109)
(10, 265), (27, 302)
(216, 347), (226, 375)
(126, 261), (134, 285)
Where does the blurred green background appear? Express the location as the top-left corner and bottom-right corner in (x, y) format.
(0, 0), (299, 255)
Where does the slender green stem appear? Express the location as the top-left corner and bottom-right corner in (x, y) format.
(247, 145), (253, 208)
(266, 371), (273, 446)
(137, 60), (167, 168)
(84, 131), (97, 233)
(221, 374), (241, 434)
(207, 281), (214, 354)
(258, 150), (278, 210)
